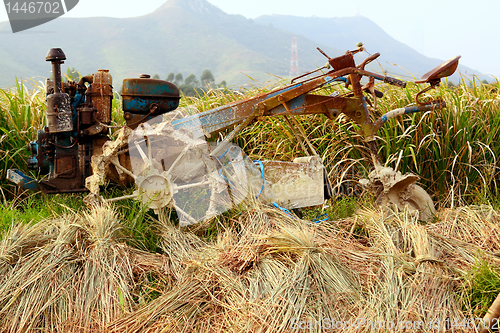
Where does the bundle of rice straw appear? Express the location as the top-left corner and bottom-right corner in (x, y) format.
(0, 204), (164, 332)
(111, 204), (500, 333)
(357, 208), (464, 331)
(110, 205), (375, 332)
(2, 201), (500, 332)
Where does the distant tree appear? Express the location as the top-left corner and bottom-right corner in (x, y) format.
(482, 79), (489, 84)
(200, 69), (215, 85)
(170, 70), (228, 96)
(152, 74), (160, 79)
(174, 73), (183, 85)
(184, 74), (197, 86)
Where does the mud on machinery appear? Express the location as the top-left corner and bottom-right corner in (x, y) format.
(7, 44), (460, 226)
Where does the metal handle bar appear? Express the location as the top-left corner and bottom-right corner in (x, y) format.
(321, 67), (407, 88)
(358, 52), (380, 70)
(372, 100), (445, 133)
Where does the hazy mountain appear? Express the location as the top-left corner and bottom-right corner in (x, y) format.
(254, 15), (477, 81)
(0, 0), (341, 89)
(0, 0), (477, 89)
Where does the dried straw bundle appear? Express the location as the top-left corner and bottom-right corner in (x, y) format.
(110, 206), (368, 332)
(0, 204), (163, 333)
(112, 204), (500, 333)
(357, 208), (465, 332)
(0, 221), (56, 279)
(2, 202), (499, 332)
(428, 206), (500, 266)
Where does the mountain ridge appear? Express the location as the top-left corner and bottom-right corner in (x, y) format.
(0, 0), (477, 89)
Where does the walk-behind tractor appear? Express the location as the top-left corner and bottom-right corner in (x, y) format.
(7, 45), (460, 225)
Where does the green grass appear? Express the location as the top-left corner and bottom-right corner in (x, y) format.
(113, 197), (161, 252)
(461, 259), (500, 316)
(0, 79), (46, 197)
(297, 194), (373, 223)
(375, 78), (500, 207)
(0, 192), (87, 231)
(235, 77), (500, 208)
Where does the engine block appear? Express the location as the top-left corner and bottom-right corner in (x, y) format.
(27, 48), (180, 193)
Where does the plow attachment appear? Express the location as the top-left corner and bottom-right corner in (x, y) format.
(360, 167), (436, 222)
(8, 46), (461, 225)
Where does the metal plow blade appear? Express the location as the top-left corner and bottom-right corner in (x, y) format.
(360, 166), (436, 222)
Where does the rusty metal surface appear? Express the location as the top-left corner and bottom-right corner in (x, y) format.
(55, 156), (76, 178)
(46, 48), (65, 94)
(17, 45), (464, 225)
(170, 63), (413, 141)
(88, 46), (458, 224)
(91, 69), (113, 124)
(357, 53), (380, 70)
(46, 93), (73, 133)
(45, 48), (73, 133)
(415, 55), (461, 84)
(328, 53), (355, 71)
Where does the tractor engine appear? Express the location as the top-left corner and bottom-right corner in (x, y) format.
(27, 48), (180, 193)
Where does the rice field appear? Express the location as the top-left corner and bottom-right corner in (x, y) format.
(0, 75), (500, 332)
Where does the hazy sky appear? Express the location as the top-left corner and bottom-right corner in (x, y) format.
(1, 0), (498, 78)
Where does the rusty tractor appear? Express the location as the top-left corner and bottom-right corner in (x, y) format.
(7, 45), (460, 225)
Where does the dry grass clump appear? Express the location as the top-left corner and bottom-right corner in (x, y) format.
(0, 222), (55, 279)
(156, 219), (207, 285)
(431, 206), (500, 254)
(111, 204), (500, 333)
(0, 204), (164, 333)
(110, 206), (368, 333)
(358, 208), (465, 330)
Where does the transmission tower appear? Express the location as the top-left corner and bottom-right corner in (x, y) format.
(290, 36), (298, 77)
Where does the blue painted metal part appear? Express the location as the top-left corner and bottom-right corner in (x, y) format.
(6, 169), (40, 191)
(172, 77), (348, 136)
(27, 155), (38, 169)
(272, 202), (294, 218)
(172, 105), (241, 137)
(375, 104), (432, 130)
(324, 76), (347, 84)
(313, 213), (329, 223)
(72, 92), (85, 131)
(267, 83), (302, 98)
(172, 102), (250, 136)
(172, 80), (308, 133)
(122, 78), (180, 115)
(267, 95), (306, 116)
(253, 160), (265, 198)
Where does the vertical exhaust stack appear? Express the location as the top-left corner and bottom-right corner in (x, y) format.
(45, 48), (73, 133)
